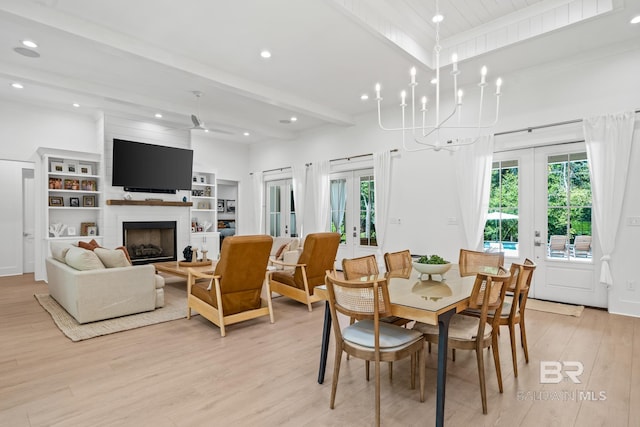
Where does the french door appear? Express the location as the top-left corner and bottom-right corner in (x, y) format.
(330, 169), (377, 270)
(490, 143), (605, 307)
(265, 179), (297, 238)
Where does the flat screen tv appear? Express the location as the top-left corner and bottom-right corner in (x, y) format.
(112, 139), (194, 193)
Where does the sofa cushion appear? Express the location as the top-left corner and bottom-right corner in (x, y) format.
(94, 247), (131, 268)
(274, 242), (291, 260)
(50, 242), (74, 263)
(65, 247), (106, 271)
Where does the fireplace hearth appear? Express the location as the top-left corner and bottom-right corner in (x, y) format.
(123, 221), (177, 265)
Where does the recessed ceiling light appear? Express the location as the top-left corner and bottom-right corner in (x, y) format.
(204, 129), (210, 133)
(260, 50), (272, 59)
(22, 40), (38, 48)
(11, 82), (24, 89)
(72, 103), (80, 108)
(13, 47), (40, 58)
(290, 116), (298, 122)
(155, 113), (162, 118)
(360, 94), (369, 101)
(430, 78), (438, 85)
(432, 14), (444, 24)
(243, 132), (250, 136)
(631, 15), (640, 24)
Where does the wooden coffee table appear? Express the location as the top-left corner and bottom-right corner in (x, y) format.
(154, 260), (216, 279)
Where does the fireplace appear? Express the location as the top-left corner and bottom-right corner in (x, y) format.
(123, 221), (177, 265)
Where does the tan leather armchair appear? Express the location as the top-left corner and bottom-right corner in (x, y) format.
(187, 234), (273, 337)
(269, 232), (340, 311)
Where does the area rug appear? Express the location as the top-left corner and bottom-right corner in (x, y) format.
(35, 284), (187, 341)
(526, 298), (584, 317)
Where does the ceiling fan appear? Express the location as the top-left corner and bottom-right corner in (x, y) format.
(188, 91), (234, 135)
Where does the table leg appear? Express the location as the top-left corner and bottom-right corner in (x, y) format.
(318, 301), (332, 384)
(435, 308), (455, 427)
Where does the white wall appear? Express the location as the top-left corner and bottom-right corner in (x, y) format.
(249, 44), (640, 317)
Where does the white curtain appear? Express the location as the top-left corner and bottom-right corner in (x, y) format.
(583, 111), (635, 287)
(251, 172), (264, 234)
(291, 165), (307, 238)
(373, 150), (391, 258)
(454, 136), (494, 250)
(310, 160), (331, 232)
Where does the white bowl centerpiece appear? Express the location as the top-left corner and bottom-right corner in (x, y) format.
(413, 254), (452, 280)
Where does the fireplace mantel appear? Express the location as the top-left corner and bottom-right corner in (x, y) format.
(106, 199), (192, 207)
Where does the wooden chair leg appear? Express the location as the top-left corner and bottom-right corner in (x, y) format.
(330, 346), (343, 409)
(508, 323), (518, 377)
(492, 334), (504, 393)
(520, 319), (530, 363)
(375, 358), (381, 427)
(452, 348), (456, 362)
(409, 355), (415, 389)
(389, 361), (393, 381)
(476, 346), (488, 414)
(419, 346), (426, 402)
(366, 360), (370, 381)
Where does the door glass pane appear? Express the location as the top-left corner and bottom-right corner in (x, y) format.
(485, 160), (518, 256)
(268, 185), (281, 237)
(359, 175), (377, 247)
(289, 187), (297, 237)
(330, 179), (347, 244)
(546, 152), (592, 260)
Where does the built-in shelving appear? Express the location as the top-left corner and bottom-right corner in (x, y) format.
(106, 200), (192, 207)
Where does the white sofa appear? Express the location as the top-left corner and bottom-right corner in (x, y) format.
(45, 257), (165, 324)
(268, 236), (302, 270)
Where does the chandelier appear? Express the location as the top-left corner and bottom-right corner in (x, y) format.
(375, 0), (502, 151)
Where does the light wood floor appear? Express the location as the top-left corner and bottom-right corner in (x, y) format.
(1, 274), (638, 427)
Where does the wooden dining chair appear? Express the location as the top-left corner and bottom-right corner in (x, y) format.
(463, 259), (536, 377)
(342, 254), (411, 379)
(413, 267), (512, 414)
(325, 270), (425, 427)
(458, 248), (504, 277)
(383, 249), (413, 272)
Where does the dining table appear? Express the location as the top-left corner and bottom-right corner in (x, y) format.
(315, 264), (478, 427)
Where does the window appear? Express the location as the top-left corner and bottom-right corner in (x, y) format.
(547, 152), (592, 259)
(485, 160), (519, 255)
(359, 174), (376, 246)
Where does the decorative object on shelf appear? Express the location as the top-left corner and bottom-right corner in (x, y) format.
(81, 179), (96, 191)
(50, 161), (64, 173)
(48, 177), (62, 189)
(200, 176), (206, 183)
(183, 245), (193, 262)
(204, 186), (212, 197)
(202, 221), (213, 232)
(64, 179), (80, 190)
(78, 163), (92, 175)
(197, 201), (210, 209)
(87, 226), (97, 236)
(49, 196), (64, 206)
(67, 226), (77, 236)
(201, 250), (209, 261)
(49, 223), (67, 237)
(226, 200), (236, 213)
(217, 200), (225, 212)
(123, 192), (132, 200)
(64, 161), (79, 174)
(82, 195), (96, 207)
(375, 0), (502, 151)
(80, 222), (96, 236)
(70, 197), (80, 207)
(192, 189), (204, 197)
(182, 196), (187, 202)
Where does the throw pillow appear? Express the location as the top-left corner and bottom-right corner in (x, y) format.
(65, 247), (106, 270)
(78, 240), (100, 251)
(275, 242), (291, 260)
(115, 246), (132, 264)
(94, 247), (131, 268)
(50, 242), (73, 263)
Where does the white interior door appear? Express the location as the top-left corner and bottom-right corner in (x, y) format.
(331, 169), (377, 270)
(265, 179), (296, 237)
(22, 168), (35, 273)
(0, 160), (26, 276)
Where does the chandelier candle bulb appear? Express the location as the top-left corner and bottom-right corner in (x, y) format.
(457, 89), (463, 105)
(481, 66), (487, 85)
(410, 67), (417, 84)
(451, 53), (458, 73)
(496, 78), (503, 95)
(400, 90), (406, 106)
(375, 83), (381, 100)
(421, 96), (427, 111)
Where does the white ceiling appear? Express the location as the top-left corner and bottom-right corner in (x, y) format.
(0, 0), (638, 143)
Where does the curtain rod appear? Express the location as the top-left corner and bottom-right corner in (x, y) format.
(330, 148), (398, 163)
(495, 109), (640, 137)
(250, 148), (399, 175)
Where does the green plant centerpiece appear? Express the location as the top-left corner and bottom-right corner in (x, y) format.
(412, 254), (452, 280)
